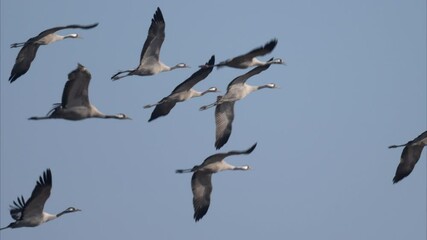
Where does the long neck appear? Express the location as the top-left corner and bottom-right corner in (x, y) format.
(44, 212), (58, 222)
(251, 58), (266, 67)
(257, 84), (274, 90)
(169, 63), (186, 71)
(188, 89), (203, 98)
(63, 34), (75, 39)
(103, 114), (123, 119)
(38, 34), (64, 45)
(200, 89), (216, 96)
(247, 84), (260, 93)
(90, 105), (108, 118)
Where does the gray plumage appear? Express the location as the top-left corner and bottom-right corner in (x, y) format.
(144, 55), (218, 121)
(389, 131), (427, 184)
(176, 143), (257, 222)
(200, 63), (278, 149)
(214, 96), (235, 149)
(200, 39), (284, 69)
(200, 61), (278, 111)
(9, 23), (99, 83)
(111, 7), (188, 80)
(0, 169), (80, 230)
(29, 64), (131, 121)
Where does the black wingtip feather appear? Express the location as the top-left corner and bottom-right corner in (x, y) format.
(247, 143), (257, 154)
(265, 38), (278, 51)
(154, 7), (164, 23)
(194, 206), (209, 222)
(207, 55), (215, 66)
(215, 137), (229, 150)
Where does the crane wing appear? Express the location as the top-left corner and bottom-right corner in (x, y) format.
(412, 131), (427, 145)
(393, 143), (425, 183)
(191, 171), (213, 221)
(148, 98), (177, 122)
(215, 99), (235, 149)
(20, 169), (52, 220)
(227, 39), (278, 64)
(62, 64), (91, 108)
(171, 55), (215, 93)
(226, 61), (272, 89)
(9, 43), (40, 83)
(9, 196), (26, 220)
(28, 23), (99, 43)
(139, 7), (165, 64)
(201, 143), (257, 167)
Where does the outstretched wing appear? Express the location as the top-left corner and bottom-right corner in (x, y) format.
(412, 131), (427, 145)
(9, 43), (40, 83)
(215, 99), (235, 149)
(226, 39), (277, 64)
(216, 39), (277, 67)
(139, 7), (165, 64)
(393, 144), (425, 183)
(28, 23), (99, 43)
(148, 98), (177, 122)
(9, 195), (26, 220)
(202, 143), (258, 166)
(191, 171), (213, 221)
(226, 61), (272, 89)
(171, 55), (215, 93)
(20, 169), (53, 220)
(62, 64), (92, 108)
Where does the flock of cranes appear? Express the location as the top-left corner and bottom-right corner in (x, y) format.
(2, 6), (426, 230)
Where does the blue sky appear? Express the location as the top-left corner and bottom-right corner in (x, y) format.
(1, 1), (426, 239)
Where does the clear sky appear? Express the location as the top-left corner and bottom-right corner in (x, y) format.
(1, 1), (426, 239)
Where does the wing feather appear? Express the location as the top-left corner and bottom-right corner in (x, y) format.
(29, 23), (99, 43)
(20, 169), (52, 220)
(139, 7), (165, 63)
(226, 62), (272, 89)
(148, 99), (177, 122)
(62, 64), (91, 108)
(393, 144), (425, 183)
(9, 43), (40, 82)
(191, 172), (212, 221)
(215, 100), (235, 149)
(171, 56), (215, 93)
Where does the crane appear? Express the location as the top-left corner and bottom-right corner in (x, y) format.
(111, 7), (188, 80)
(199, 39), (284, 69)
(389, 131), (427, 183)
(199, 63), (278, 149)
(176, 143), (257, 221)
(144, 55), (218, 121)
(1, 169), (80, 230)
(29, 64), (131, 121)
(9, 23), (98, 83)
